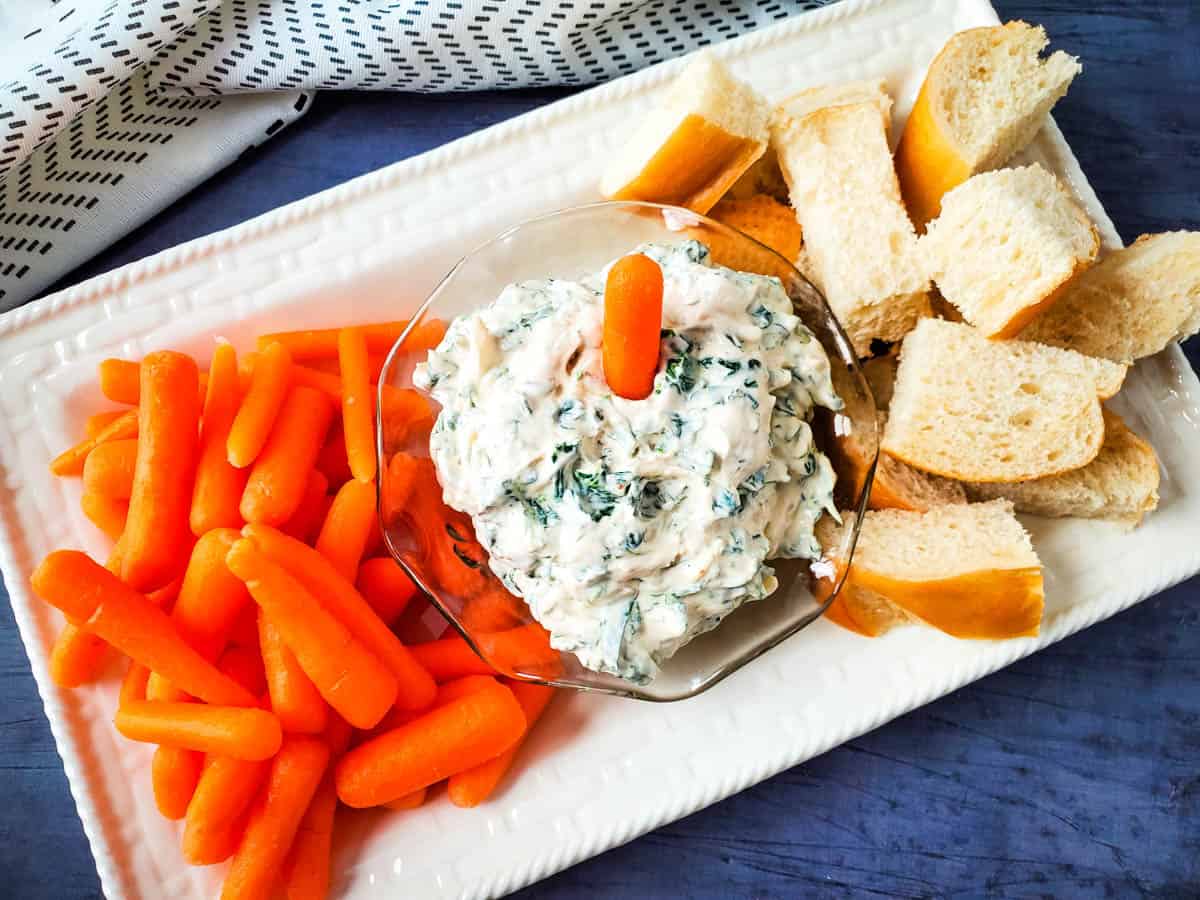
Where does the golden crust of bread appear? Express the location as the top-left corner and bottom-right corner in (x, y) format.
(894, 72), (973, 231)
(708, 193), (803, 263)
(603, 113), (766, 214)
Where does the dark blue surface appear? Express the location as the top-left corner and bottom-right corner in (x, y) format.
(3, 3), (1198, 898)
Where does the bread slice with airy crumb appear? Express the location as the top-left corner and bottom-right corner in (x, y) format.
(921, 164), (1099, 337)
(772, 97), (929, 355)
(896, 21), (1081, 229)
(882, 319), (1127, 483)
(600, 54), (770, 214)
(1020, 232), (1200, 362)
(967, 409), (1160, 525)
(819, 500), (1044, 639)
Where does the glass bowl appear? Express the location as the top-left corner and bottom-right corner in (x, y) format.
(376, 201), (877, 701)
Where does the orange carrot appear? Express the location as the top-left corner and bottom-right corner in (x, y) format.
(85, 409), (128, 438)
(447, 681), (555, 807)
(602, 253), (664, 400)
(122, 352), (202, 590)
(146, 573), (185, 610)
(243, 524), (436, 711)
(225, 538), (398, 729)
(408, 634), (496, 681)
(120, 661), (150, 707)
(31, 550), (256, 707)
(80, 491), (128, 541)
(294, 363), (430, 429)
(227, 341), (292, 468)
(323, 714), (354, 759)
(258, 321), (415, 361)
(337, 327), (377, 484)
(382, 788), (426, 811)
(51, 408), (138, 476)
(314, 478), (376, 582)
(335, 679), (526, 807)
(363, 675), (494, 742)
(314, 424), (352, 486)
(170, 528), (253, 661)
(290, 364), (345, 406)
(82, 438), (137, 499)
(153, 745), (205, 820)
(48, 624), (110, 688)
(182, 754), (271, 865)
(221, 735), (330, 900)
(412, 625), (562, 680)
(116, 701), (282, 760)
(282, 469), (329, 543)
(380, 452), (420, 522)
(218, 644), (268, 699)
(356, 557), (417, 625)
(228, 604), (260, 649)
(239, 385), (335, 525)
(191, 343), (249, 534)
(280, 773), (338, 900)
(259, 611), (328, 735)
(461, 583), (527, 633)
(98, 358), (141, 405)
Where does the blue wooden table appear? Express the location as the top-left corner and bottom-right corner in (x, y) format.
(2, 3), (1198, 897)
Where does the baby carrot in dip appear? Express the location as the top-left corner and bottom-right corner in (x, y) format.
(314, 478), (376, 582)
(115, 701), (282, 760)
(282, 469), (329, 543)
(80, 492), (128, 541)
(259, 611), (328, 735)
(335, 679), (526, 808)
(122, 351), (202, 591)
(225, 538), (398, 729)
(152, 746), (204, 820)
(84, 409), (128, 438)
(356, 557), (417, 625)
(31, 551), (256, 707)
(183, 755), (271, 865)
(239, 385), (334, 525)
(447, 680), (556, 807)
(82, 438), (137, 499)
(221, 735), (330, 900)
(191, 343), (249, 534)
(338, 327), (376, 483)
(242, 524), (436, 711)
(227, 340), (292, 468)
(50, 407), (137, 476)
(602, 253), (664, 400)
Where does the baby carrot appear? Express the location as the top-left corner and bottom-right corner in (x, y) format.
(80, 492), (128, 542)
(243, 524), (436, 711)
(411, 626), (561, 681)
(461, 583), (526, 633)
(290, 365), (344, 406)
(314, 425), (352, 487)
(120, 661), (150, 707)
(218, 644), (268, 699)
(280, 774), (338, 900)
(282, 469), (329, 543)
(31, 551), (256, 707)
(227, 341), (292, 468)
(259, 611), (328, 735)
(356, 557), (417, 625)
(51, 408), (138, 477)
(380, 452), (419, 523)
(602, 253), (664, 400)
(171, 528), (252, 661)
(239, 385), (335, 525)
(227, 604), (261, 649)
(447, 680), (556, 807)
(382, 788), (427, 811)
(191, 343), (249, 534)
(335, 679), (526, 808)
(435, 674), (497, 706)
(122, 351), (202, 591)
(338, 327), (377, 483)
(98, 358), (141, 405)
(221, 735), (330, 900)
(409, 635), (496, 682)
(85, 409), (128, 438)
(314, 478), (376, 582)
(152, 745), (205, 820)
(82, 438), (137, 499)
(116, 701), (282, 760)
(182, 755), (271, 865)
(226, 538), (398, 729)
(48, 624), (110, 688)
(258, 321), (411, 361)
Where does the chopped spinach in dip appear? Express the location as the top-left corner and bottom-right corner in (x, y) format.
(413, 241), (841, 683)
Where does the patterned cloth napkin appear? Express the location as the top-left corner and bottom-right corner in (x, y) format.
(0, 0), (832, 309)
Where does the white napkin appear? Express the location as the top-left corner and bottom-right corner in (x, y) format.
(0, 0), (834, 309)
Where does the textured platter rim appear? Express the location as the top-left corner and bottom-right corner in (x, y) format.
(2, 1), (1199, 898)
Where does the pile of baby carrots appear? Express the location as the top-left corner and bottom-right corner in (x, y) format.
(33, 319), (561, 900)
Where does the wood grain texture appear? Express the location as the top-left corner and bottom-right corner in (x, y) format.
(3, 2), (1197, 898)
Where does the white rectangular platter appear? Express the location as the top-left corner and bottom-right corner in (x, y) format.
(2, 0), (1199, 898)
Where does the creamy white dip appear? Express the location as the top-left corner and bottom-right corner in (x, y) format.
(413, 241), (840, 682)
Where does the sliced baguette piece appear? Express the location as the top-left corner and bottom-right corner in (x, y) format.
(777, 78), (893, 122)
(895, 21), (1081, 229)
(967, 409), (1160, 525)
(882, 319), (1128, 482)
(1020, 232), (1200, 363)
(921, 164), (1099, 337)
(823, 581), (914, 638)
(819, 501), (1045, 639)
(772, 98), (930, 355)
(600, 54), (770, 214)
(708, 192), (803, 265)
